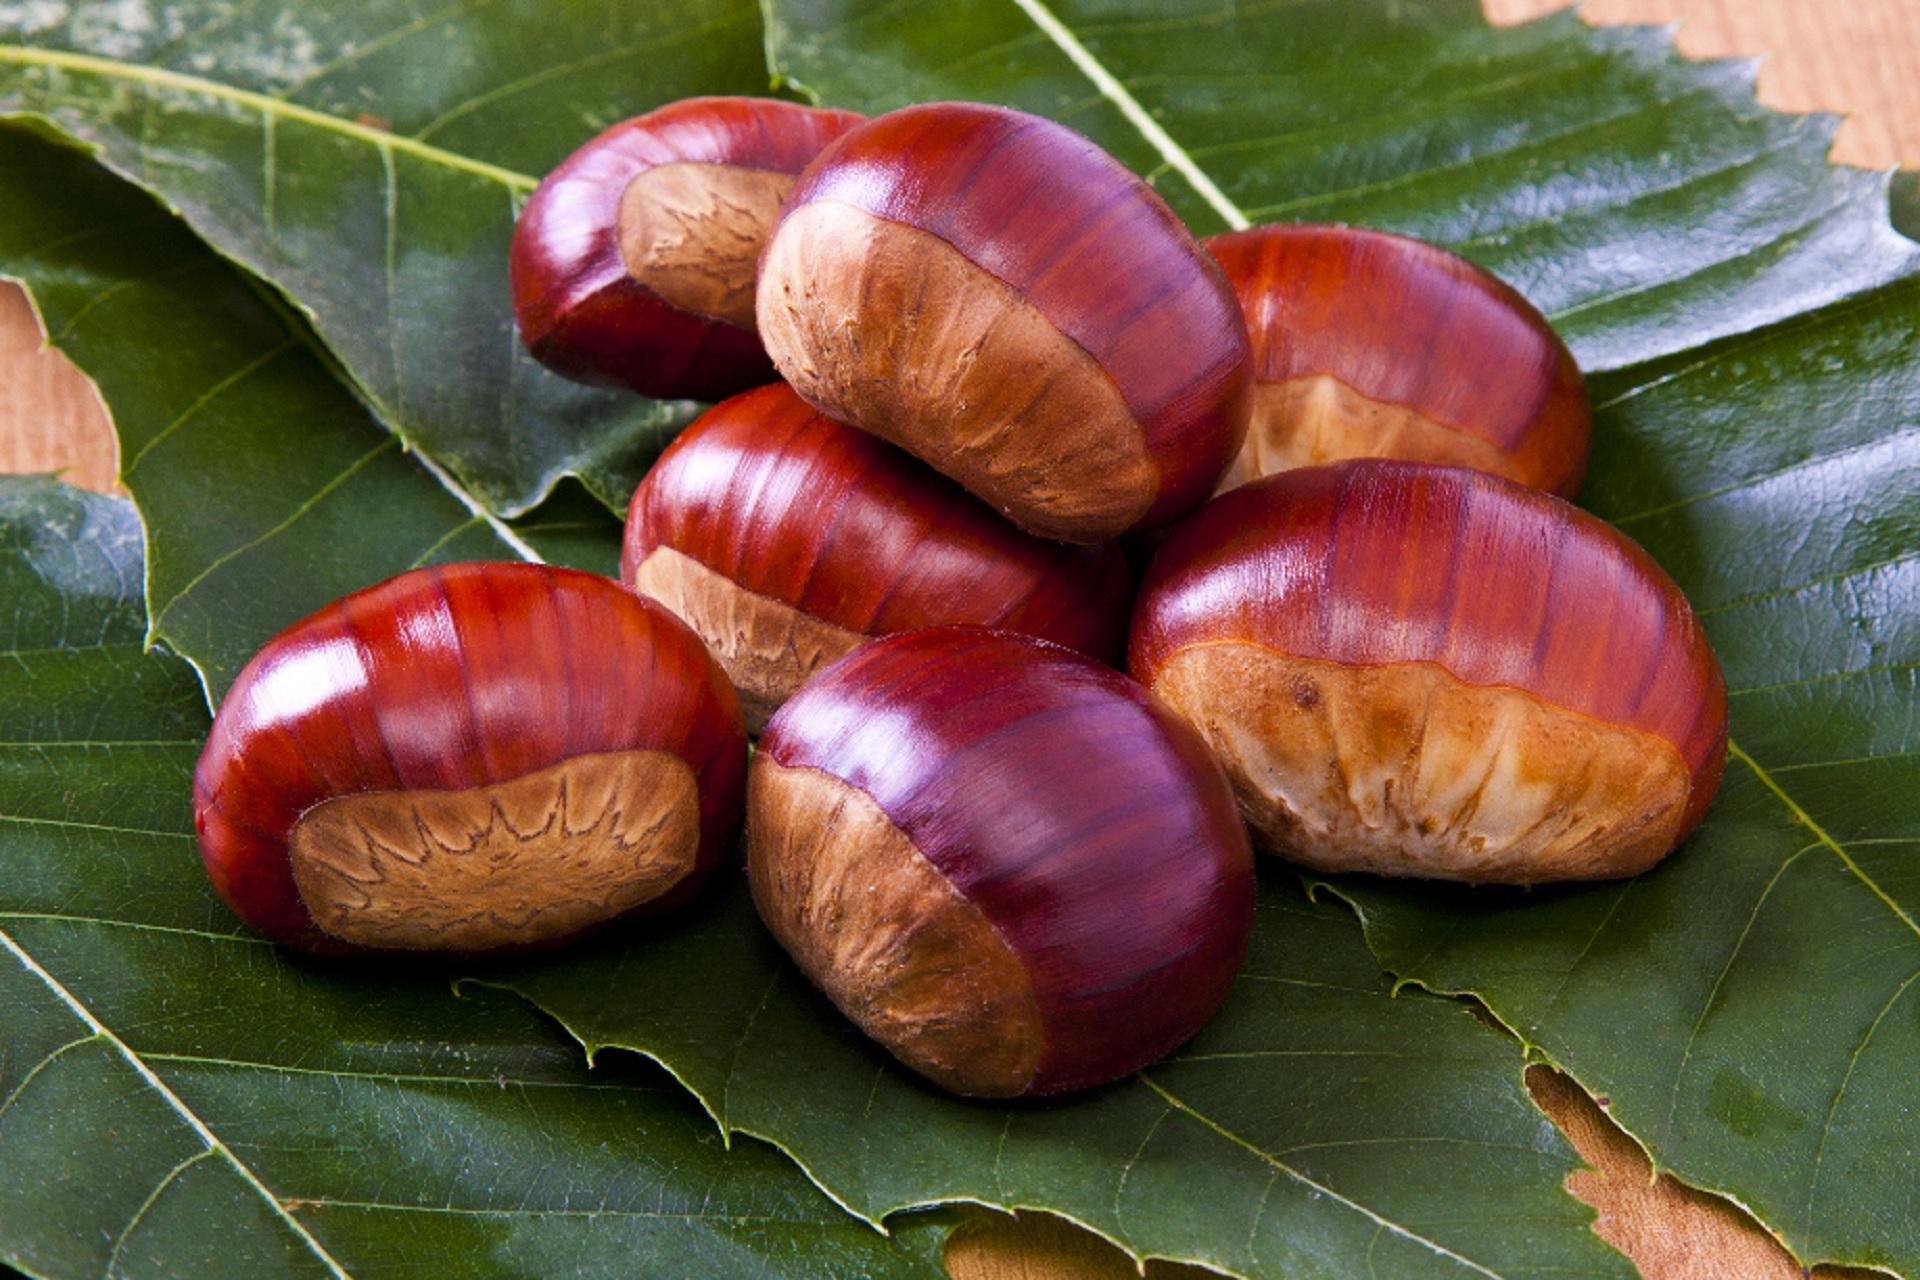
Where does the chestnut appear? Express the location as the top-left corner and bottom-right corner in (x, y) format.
(1130, 461), (1726, 884)
(749, 628), (1254, 1097)
(510, 96), (864, 401)
(622, 382), (1135, 729)
(193, 563), (747, 953)
(756, 101), (1252, 543)
(1204, 224), (1590, 497)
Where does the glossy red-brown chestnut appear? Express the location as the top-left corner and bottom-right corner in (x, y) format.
(756, 102), (1252, 543)
(750, 628), (1254, 1097)
(511, 96), (864, 401)
(193, 563), (747, 953)
(1204, 224), (1590, 497)
(622, 382), (1134, 729)
(1130, 462), (1726, 884)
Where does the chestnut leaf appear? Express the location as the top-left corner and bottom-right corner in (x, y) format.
(0, 476), (953, 1280)
(6, 0), (1918, 1276)
(765, 0), (1920, 1272)
(0, 0), (778, 517)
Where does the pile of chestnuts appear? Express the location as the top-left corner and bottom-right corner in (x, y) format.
(193, 95), (1726, 1097)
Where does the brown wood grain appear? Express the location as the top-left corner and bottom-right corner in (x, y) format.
(0, 281), (115, 491)
(0, 1), (1912, 1277)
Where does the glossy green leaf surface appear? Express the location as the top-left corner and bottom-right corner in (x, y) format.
(1332, 266), (1920, 1276)
(492, 874), (1622, 1280)
(0, 476), (951, 1280)
(0, 0), (773, 516)
(766, 0), (1916, 371)
(6, 0), (1918, 1275)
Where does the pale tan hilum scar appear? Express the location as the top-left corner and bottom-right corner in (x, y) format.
(757, 198), (1157, 543)
(1151, 644), (1692, 883)
(1214, 374), (1526, 495)
(748, 758), (1045, 1097)
(619, 162), (794, 329)
(632, 546), (866, 733)
(290, 748), (699, 949)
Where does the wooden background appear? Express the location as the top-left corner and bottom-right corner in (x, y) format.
(1, 1), (1913, 1276)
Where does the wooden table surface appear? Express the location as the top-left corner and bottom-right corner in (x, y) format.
(2, 2), (1913, 1277)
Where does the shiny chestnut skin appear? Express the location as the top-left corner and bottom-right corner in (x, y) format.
(622, 382), (1135, 729)
(1131, 462), (1726, 884)
(757, 101), (1252, 544)
(1205, 224), (1590, 497)
(193, 563), (747, 953)
(750, 628), (1255, 1097)
(511, 97), (864, 401)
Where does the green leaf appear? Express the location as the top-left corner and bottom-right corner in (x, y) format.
(761, 3), (1920, 1272)
(13, 0), (1920, 1275)
(1892, 171), (1920, 242)
(0, 0), (774, 516)
(0, 124), (625, 704)
(0, 475), (951, 1280)
(508, 480), (627, 578)
(489, 877), (1625, 1279)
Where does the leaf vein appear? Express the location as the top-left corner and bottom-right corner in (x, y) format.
(1660, 841), (1815, 1145)
(0, 44), (535, 188)
(1003, 0), (1247, 228)
(125, 339), (300, 474)
(151, 437), (400, 629)
(105, 1149), (217, 1277)
(1136, 1073), (1503, 1278)
(1801, 968), (1920, 1236)
(0, 927), (352, 1278)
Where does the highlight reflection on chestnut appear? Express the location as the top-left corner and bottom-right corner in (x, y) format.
(1131, 461), (1726, 884)
(1205, 224), (1589, 497)
(758, 101), (1251, 543)
(750, 628), (1255, 1097)
(193, 564), (747, 953)
(623, 383), (1134, 729)
(511, 96), (863, 401)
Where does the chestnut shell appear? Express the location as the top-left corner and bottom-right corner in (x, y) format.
(623, 383), (1135, 726)
(1205, 224), (1590, 497)
(757, 101), (1251, 541)
(752, 628), (1255, 1096)
(1131, 462), (1726, 883)
(511, 96), (863, 401)
(193, 563), (747, 952)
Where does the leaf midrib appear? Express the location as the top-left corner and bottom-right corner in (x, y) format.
(0, 45), (535, 190)
(1136, 1072), (1504, 1279)
(1728, 739), (1920, 941)
(1002, 0), (1249, 229)
(1013, 0), (1920, 1233)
